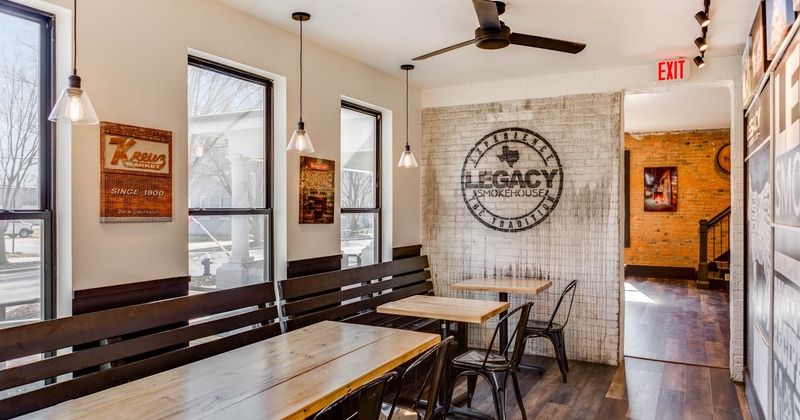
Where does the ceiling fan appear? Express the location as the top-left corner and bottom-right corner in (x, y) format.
(413, 0), (586, 61)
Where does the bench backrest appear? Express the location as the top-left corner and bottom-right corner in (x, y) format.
(0, 282), (281, 418)
(279, 256), (432, 331)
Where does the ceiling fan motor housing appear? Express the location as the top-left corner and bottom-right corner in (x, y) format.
(475, 25), (511, 50)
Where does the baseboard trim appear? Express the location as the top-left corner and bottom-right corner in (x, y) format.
(624, 265), (697, 280)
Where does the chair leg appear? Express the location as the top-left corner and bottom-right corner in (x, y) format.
(466, 374), (477, 408)
(550, 332), (568, 383)
(510, 371), (527, 420)
(487, 373), (505, 420)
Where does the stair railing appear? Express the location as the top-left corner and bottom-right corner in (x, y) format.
(697, 206), (731, 289)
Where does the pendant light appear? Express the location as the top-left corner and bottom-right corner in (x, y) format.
(48, 0), (99, 124)
(287, 12), (315, 154)
(397, 64), (418, 168)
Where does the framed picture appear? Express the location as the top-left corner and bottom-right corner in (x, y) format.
(795, 0), (800, 12)
(299, 156), (335, 224)
(766, 0), (796, 60)
(100, 122), (172, 223)
(751, 2), (768, 85)
(643, 167), (678, 212)
(747, 75), (773, 158)
(744, 36), (755, 108)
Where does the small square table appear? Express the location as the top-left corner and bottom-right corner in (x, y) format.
(451, 278), (552, 352)
(377, 295), (509, 337)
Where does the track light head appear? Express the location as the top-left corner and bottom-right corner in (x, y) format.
(693, 55), (706, 68)
(694, 37), (708, 52)
(695, 11), (710, 27)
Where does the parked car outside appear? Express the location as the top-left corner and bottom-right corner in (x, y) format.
(5, 220), (34, 238)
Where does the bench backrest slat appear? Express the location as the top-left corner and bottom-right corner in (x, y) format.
(0, 306), (278, 391)
(280, 256), (430, 299)
(0, 282), (276, 362)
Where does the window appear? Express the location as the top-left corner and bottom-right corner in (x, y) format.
(0, 1), (55, 330)
(340, 102), (381, 268)
(187, 56), (272, 291)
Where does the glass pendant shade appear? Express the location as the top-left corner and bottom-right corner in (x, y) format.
(49, 72), (98, 125)
(397, 144), (418, 168)
(287, 121), (314, 153)
(48, 82), (99, 124)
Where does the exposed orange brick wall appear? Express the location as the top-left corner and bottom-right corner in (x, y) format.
(625, 129), (730, 268)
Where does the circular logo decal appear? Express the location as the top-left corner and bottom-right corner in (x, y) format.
(461, 127), (563, 232)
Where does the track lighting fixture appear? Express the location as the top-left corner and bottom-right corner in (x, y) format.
(695, 11), (710, 27)
(693, 54), (706, 68)
(694, 36), (708, 52)
(695, 0), (711, 27)
(692, 0), (710, 67)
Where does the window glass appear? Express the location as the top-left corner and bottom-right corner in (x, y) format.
(187, 57), (272, 291)
(340, 103), (380, 268)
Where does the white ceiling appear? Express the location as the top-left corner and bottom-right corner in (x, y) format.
(217, 0), (749, 131)
(218, 0), (759, 89)
(625, 87), (731, 133)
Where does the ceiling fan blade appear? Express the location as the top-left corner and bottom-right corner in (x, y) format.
(509, 32), (586, 54)
(412, 39), (475, 61)
(472, 0), (501, 32)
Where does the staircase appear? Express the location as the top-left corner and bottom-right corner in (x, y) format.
(697, 206), (731, 290)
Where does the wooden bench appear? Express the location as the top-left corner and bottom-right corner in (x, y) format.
(0, 281), (281, 418)
(279, 255), (453, 338)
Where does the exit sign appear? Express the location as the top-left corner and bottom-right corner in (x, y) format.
(656, 58), (689, 82)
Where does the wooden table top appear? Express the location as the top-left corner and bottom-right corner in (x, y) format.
(377, 295), (509, 324)
(23, 321), (439, 420)
(451, 278), (553, 295)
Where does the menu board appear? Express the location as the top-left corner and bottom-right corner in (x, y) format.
(773, 227), (800, 419)
(774, 33), (800, 227)
(746, 142), (772, 414)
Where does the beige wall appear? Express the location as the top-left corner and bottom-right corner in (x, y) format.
(24, 0), (422, 292)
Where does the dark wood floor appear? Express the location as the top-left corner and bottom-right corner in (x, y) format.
(447, 277), (750, 419)
(624, 277), (730, 368)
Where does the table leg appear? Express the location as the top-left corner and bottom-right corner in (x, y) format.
(498, 292), (508, 354)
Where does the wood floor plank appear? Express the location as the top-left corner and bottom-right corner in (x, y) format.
(655, 388), (686, 420)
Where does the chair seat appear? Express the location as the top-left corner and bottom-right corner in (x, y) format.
(525, 319), (564, 333)
(452, 349), (509, 370)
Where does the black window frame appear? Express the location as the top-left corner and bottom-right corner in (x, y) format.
(187, 55), (274, 284)
(340, 101), (382, 263)
(0, 0), (56, 321)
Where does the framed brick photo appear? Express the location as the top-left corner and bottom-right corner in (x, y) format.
(100, 122), (173, 223)
(643, 167), (677, 212)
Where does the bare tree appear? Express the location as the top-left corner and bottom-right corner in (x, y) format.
(340, 170), (374, 234)
(0, 50), (41, 264)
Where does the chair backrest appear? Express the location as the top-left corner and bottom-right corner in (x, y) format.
(387, 336), (453, 420)
(545, 280), (578, 330)
(314, 372), (397, 420)
(482, 302), (533, 368)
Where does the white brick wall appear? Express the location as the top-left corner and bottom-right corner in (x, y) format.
(421, 92), (623, 365)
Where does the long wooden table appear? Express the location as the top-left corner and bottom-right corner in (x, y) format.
(22, 321), (439, 420)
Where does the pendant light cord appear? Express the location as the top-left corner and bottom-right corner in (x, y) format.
(299, 18), (303, 123)
(405, 68), (409, 147)
(72, 0), (77, 75)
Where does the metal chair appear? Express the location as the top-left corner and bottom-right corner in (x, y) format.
(519, 279), (578, 383)
(383, 336), (454, 420)
(445, 302), (533, 420)
(315, 372), (397, 420)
